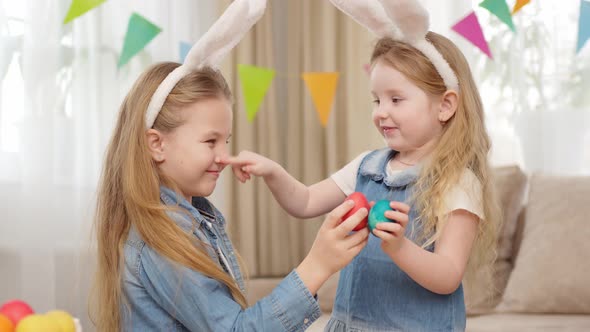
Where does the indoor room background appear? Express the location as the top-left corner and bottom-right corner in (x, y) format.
(0, 0), (589, 330)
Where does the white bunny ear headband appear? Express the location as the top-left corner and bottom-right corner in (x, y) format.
(329, 0), (459, 91)
(145, 0), (267, 129)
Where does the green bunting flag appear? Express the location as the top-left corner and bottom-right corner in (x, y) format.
(63, 0), (106, 24)
(118, 13), (162, 68)
(238, 64), (275, 122)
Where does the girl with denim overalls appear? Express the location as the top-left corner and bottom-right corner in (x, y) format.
(224, 2), (500, 331)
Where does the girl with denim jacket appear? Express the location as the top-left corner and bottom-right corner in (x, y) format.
(224, 1), (500, 330)
(91, 60), (369, 332)
(90, 1), (370, 330)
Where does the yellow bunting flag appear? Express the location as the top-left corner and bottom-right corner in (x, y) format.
(302, 72), (339, 127)
(238, 64), (275, 122)
(63, 0), (106, 24)
(512, 0), (531, 15)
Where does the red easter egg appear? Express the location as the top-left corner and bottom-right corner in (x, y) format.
(341, 192), (370, 231)
(0, 300), (34, 325)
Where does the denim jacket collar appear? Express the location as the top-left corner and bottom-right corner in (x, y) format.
(159, 186), (225, 232)
(359, 148), (421, 188)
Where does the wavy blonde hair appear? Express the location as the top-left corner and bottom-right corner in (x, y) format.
(89, 62), (247, 331)
(371, 33), (500, 279)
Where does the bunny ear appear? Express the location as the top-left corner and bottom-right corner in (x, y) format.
(329, 0), (459, 91)
(194, 0), (267, 68)
(378, 0), (458, 90)
(328, 0), (400, 38)
(378, 0), (429, 42)
(145, 0), (267, 128)
(184, 0), (250, 69)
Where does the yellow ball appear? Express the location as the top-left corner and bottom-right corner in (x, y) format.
(15, 314), (60, 332)
(45, 311), (75, 332)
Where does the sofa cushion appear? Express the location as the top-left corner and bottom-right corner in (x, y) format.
(464, 166), (528, 315)
(497, 174), (590, 313)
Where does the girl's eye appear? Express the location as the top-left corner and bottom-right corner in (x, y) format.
(372, 99), (380, 105)
(392, 97), (402, 103)
(206, 139), (216, 145)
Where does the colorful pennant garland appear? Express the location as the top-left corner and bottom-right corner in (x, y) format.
(56, 0), (590, 127)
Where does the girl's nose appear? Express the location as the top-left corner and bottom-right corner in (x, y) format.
(374, 105), (389, 119)
(216, 147), (230, 164)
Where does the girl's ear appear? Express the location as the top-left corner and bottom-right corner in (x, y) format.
(146, 129), (166, 162)
(438, 90), (458, 123)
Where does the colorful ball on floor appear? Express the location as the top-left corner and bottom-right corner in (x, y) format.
(0, 314), (14, 332)
(45, 310), (75, 332)
(368, 200), (395, 232)
(0, 301), (33, 326)
(15, 314), (61, 332)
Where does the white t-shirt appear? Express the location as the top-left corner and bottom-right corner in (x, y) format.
(331, 151), (484, 219)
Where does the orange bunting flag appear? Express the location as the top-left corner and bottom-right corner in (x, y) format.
(302, 72), (339, 127)
(512, 0), (531, 15)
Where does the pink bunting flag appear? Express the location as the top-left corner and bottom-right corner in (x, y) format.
(451, 11), (493, 59)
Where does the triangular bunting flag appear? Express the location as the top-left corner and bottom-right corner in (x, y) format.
(480, 0), (516, 32)
(512, 0), (531, 15)
(63, 0), (106, 24)
(238, 64), (275, 122)
(452, 11), (493, 59)
(302, 72), (339, 127)
(179, 41), (192, 63)
(118, 13), (162, 68)
(577, 0), (590, 53)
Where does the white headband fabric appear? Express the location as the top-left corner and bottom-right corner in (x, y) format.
(329, 0), (459, 91)
(145, 0), (267, 129)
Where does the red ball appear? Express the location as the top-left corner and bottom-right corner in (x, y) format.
(0, 300), (34, 325)
(341, 192), (370, 231)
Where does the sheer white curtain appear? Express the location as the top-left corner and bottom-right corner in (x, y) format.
(0, 0), (217, 329)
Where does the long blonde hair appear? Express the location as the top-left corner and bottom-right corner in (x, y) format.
(90, 62), (247, 331)
(371, 33), (500, 277)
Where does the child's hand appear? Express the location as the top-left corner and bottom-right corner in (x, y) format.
(299, 200), (369, 288)
(372, 201), (410, 254)
(219, 151), (280, 183)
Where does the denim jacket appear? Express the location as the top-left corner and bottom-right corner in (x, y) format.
(325, 149), (466, 332)
(122, 186), (321, 331)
